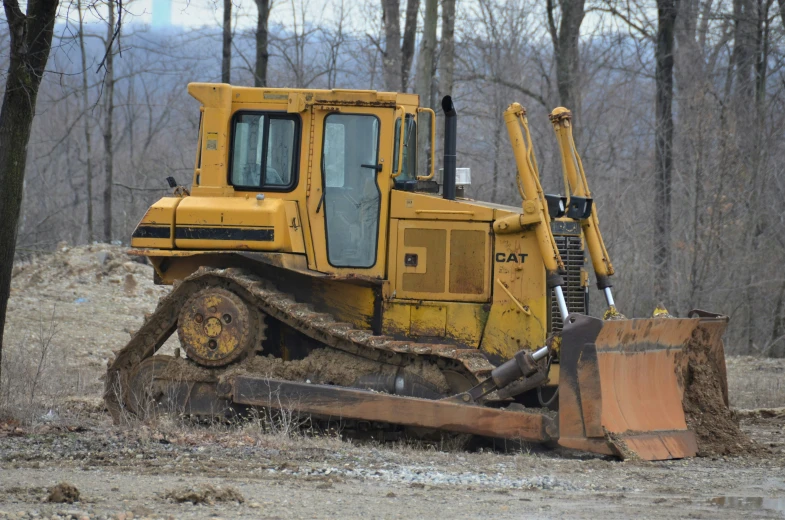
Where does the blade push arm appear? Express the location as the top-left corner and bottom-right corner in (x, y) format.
(495, 103), (569, 321)
(549, 108), (621, 317)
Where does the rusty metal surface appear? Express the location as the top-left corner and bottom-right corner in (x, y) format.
(105, 267), (495, 422)
(555, 314), (728, 460)
(612, 431), (698, 461)
(126, 356), (232, 417)
(177, 287), (258, 366)
(595, 316), (726, 460)
(232, 376), (553, 442)
(556, 314), (609, 452)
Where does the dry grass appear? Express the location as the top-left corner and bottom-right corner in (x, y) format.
(0, 306), (95, 425)
(726, 356), (785, 409)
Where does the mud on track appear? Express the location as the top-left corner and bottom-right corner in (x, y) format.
(1, 245), (784, 519)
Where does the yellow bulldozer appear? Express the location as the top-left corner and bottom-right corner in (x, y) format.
(105, 83), (730, 461)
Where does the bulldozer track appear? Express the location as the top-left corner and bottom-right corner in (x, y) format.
(104, 266), (497, 421)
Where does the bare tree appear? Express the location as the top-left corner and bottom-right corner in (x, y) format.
(77, 0), (95, 242)
(653, 0), (677, 304)
(323, 0), (349, 89)
(440, 0), (456, 98)
(103, 1), (117, 242)
(254, 0), (273, 86)
(273, 0), (323, 87)
(0, 0), (60, 384)
(223, 0), (233, 83)
(380, 0), (419, 91)
(381, 0), (402, 90)
(546, 0), (586, 115)
(415, 0), (437, 107)
(401, 0), (418, 90)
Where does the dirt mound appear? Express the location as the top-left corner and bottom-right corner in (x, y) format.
(47, 482), (80, 503)
(232, 348), (450, 393)
(164, 347), (451, 394)
(163, 484), (244, 504)
(680, 327), (760, 457)
(11, 243), (150, 290)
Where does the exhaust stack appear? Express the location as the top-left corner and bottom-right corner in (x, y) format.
(442, 96), (457, 200)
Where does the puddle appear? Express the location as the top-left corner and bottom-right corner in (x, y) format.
(710, 496), (785, 512)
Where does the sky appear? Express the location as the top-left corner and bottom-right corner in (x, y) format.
(66, 0), (366, 30)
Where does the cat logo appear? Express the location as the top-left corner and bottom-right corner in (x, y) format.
(495, 253), (528, 263)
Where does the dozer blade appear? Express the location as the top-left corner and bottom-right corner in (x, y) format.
(557, 313), (728, 460)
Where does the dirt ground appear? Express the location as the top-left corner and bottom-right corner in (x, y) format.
(1, 245), (784, 520)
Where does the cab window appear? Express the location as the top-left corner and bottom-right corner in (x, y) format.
(230, 112), (299, 190)
(321, 113), (381, 268)
(393, 114), (417, 181)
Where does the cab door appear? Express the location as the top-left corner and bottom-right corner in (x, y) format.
(306, 106), (395, 279)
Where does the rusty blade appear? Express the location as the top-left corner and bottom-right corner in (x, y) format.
(231, 376), (555, 442)
(593, 316), (728, 460)
(557, 314), (615, 455)
(556, 314), (728, 460)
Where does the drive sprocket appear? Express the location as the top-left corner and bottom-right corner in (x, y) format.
(177, 287), (260, 367)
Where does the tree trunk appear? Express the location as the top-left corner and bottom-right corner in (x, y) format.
(400, 0), (419, 91)
(547, 0), (586, 117)
(222, 0), (232, 84)
(0, 0), (59, 387)
(732, 0), (756, 106)
(415, 0), (437, 176)
(77, 0), (94, 243)
(440, 0), (456, 98)
(103, 2), (116, 243)
(654, 0), (677, 304)
(415, 0), (437, 106)
(253, 0), (270, 87)
(381, 0), (402, 91)
(771, 280), (785, 358)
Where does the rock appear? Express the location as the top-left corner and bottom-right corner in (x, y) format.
(47, 483), (80, 504)
(96, 252), (110, 266)
(123, 275), (136, 296)
(163, 485), (244, 505)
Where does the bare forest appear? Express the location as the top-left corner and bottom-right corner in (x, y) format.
(2, 0), (784, 357)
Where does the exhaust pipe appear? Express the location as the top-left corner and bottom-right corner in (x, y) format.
(442, 96), (457, 200)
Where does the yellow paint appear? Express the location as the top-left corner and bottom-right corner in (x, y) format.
(502, 103), (564, 275)
(310, 278), (377, 330)
(390, 190), (494, 221)
(283, 202), (306, 253)
(444, 303), (488, 348)
(382, 300), (412, 337)
(411, 304), (446, 337)
(383, 300), (488, 348)
(394, 220), (491, 302)
(175, 195), (292, 251)
(130, 197), (180, 249)
(550, 107), (615, 281)
(480, 228), (549, 360)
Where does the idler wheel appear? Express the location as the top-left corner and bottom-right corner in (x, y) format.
(126, 355), (175, 416)
(178, 287), (257, 367)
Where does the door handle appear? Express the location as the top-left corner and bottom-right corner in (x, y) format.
(361, 163), (383, 172)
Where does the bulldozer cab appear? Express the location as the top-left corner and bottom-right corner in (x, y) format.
(176, 84), (430, 282)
